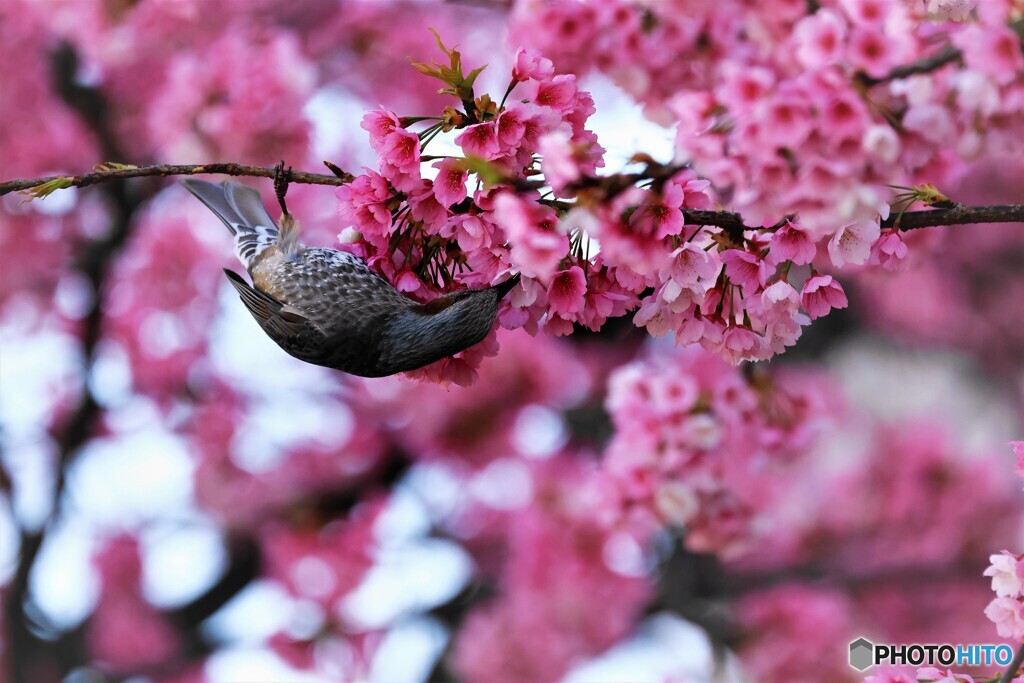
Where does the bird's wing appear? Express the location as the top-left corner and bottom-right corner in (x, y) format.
(223, 269), (325, 345)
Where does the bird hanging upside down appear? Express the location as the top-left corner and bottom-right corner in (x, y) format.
(181, 179), (518, 377)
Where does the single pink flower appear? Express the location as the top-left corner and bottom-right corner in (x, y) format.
(794, 9), (847, 69)
(848, 27), (896, 79)
(715, 66), (775, 114)
(862, 124), (900, 163)
(432, 158), (468, 207)
(761, 280), (800, 315)
(721, 250), (769, 292)
(820, 92), (867, 140)
(380, 127), (421, 175)
(547, 266), (587, 315)
(829, 220), (880, 267)
(512, 46), (554, 82)
(544, 312), (575, 336)
(719, 325), (764, 363)
(870, 231), (908, 271)
(759, 94), (813, 148)
(530, 74), (578, 112)
(985, 596), (1024, 640)
(497, 106), (529, 151)
(440, 214), (490, 251)
(629, 184), (685, 240)
(408, 180), (448, 228)
(361, 108), (402, 152)
(455, 121), (501, 159)
(633, 295), (682, 337)
(801, 274), (848, 319)
(838, 0), (888, 25)
(770, 223), (815, 268)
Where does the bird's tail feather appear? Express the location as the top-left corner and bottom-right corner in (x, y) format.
(181, 179), (279, 269)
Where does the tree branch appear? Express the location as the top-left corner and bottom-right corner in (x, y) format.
(856, 43), (961, 87)
(4, 162), (1024, 234)
(0, 162), (353, 197)
(884, 204), (1024, 230)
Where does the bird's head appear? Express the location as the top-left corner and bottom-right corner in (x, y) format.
(378, 277), (519, 374)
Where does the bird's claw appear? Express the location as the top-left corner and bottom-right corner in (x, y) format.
(273, 160), (292, 216)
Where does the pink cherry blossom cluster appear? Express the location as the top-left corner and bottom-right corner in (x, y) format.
(594, 344), (1024, 681)
(262, 500), (385, 670)
(730, 430), (1024, 681)
(984, 443), (1024, 642)
(600, 346), (837, 556)
(505, 0), (1024, 360)
(147, 29), (315, 164)
(985, 549), (1024, 640)
(450, 457), (651, 683)
(334, 38), (874, 385)
(510, 0), (1024, 209)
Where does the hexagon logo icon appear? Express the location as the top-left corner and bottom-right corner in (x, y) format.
(849, 637), (874, 671)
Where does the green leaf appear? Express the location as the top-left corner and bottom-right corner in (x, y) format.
(463, 64), (488, 90)
(460, 156), (508, 187)
(19, 177), (73, 203)
(93, 161), (138, 172)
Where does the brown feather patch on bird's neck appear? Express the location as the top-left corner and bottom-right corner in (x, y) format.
(418, 295), (457, 315)
(278, 213), (302, 258)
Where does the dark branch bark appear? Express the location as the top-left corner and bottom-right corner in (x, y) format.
(856, 44), (961, 87)
(0, 162), (353, 197)
(884, 204), (1024, 230)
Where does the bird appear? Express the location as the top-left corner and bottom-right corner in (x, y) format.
(181, 179), (519, 377)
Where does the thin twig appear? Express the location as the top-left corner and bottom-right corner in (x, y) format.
(1000, 642), (1024, 683)
(0, 162), (353, 197)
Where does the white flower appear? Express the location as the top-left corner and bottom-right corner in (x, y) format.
(985, 551), (1024, 598)
(828, 220), (881, 267)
